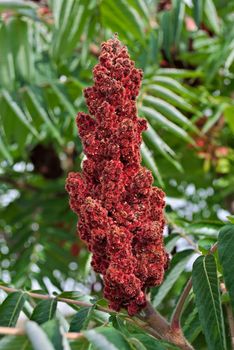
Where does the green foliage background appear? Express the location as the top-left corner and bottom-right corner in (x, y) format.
(0, 0), (234, 349)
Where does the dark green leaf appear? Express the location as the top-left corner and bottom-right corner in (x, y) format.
(69, 307), (92, 332)
(141, 106), (194, 143)
(30, 299), (57, 325)
(0, 1), (37, 11)
(152, 250), (193, 307)
(42, 319), (71, 350)
(204, 0), (220, 35)
(218, 224), (234, 311)
(83, 327), (132, 350)
(192, 255), (227, 350)
(193, 0), (203, 26)
(0, 292), (27, 327)
(0, 336), (31, 350)
(143, 95), (196, 132)
(141, 142), (164, 188)
(2, 90), (39, 139)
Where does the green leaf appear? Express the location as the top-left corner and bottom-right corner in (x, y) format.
(186, 221), (223, 237)
(141, 142), (164, 188)
(224, 105), (234, 133)
(2, 90), (39, 139)
(0, 1), (37, 11)
(227, 216), (234, 224)
(129, 338), (148, 350)
(183, 308), (201, 343)
(202, 105), (225, 133)
(0, 336), (31, 350)
(192, 255), (227, 350)
(165, 234), (180, 253)
(204, 0), (220, 35)
(173, 0), (185, 46)
(0, 136), (13, 164)
(143, 126), (183, 172)
(50, 84), (76, 117)
(83, 327), (132, 350)
(0, 22), (15, 89)
(30, 299), (57, 325)
(157, 68), (203, 78)
(141, 106), (194, 143)
(198, 238), (216, 254)
(126, 0), (150, 22)
(161, 11), (172, 60)
(133, 333), (177, 350)
(8, 17), (34, 82)
(218, 224), (234, 311)
(42, 319), (71, 350)
(152, 250), (193, 307)
(150, 76), (197, 100)
(143, 95), (197, 132)
(57, 291), (92, 304)
(51, 0), (91, 60)
(69, 307), (92, 332)
(193, 0), (203, 26)
(146, 85), (195, 112)
(25, 88), (62, 145)
(101, 0), (144, 43)
(0, 291), (27, 327)
(25, 321), (56, 350)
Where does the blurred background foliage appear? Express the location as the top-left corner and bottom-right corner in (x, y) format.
(0, 0), (234, 349)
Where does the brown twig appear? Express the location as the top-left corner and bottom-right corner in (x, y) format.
(0, 327), (25, 336)
(170, 240), (218, 331)
(0, 240), (220, 350)
(137, 240), (220, 349)
(0, 176), (38, 192)
(0, 284), (153, 337)
(0, 326), (83, 339)
(171, 278), (193, 329)
(0, 285), (110, 314)
(209, 241), (217, 253)
(226, 305), (234, 349)
(220, 283), (234, 349)
(138, 302), (194, 350)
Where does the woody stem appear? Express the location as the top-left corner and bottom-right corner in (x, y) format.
(137, 301), (194, 350)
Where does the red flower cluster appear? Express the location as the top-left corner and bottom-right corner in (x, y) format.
(66, 37), (168, 315)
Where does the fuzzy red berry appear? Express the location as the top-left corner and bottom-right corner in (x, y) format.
(66, 37), (168, 315)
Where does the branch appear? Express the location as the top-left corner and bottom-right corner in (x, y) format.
(226, 305), (234, 349)
(0, 326), (83, 339)
(137, 301), (170, 339)
(221, 283), (234, 349)
(0, 284), (153, 337)
(137, 302), (194, 350)
(136, 241), (220, 349)
(171, 278), (192, 329)
(0, 176), (38, 192)
(0, 285), (110, 314)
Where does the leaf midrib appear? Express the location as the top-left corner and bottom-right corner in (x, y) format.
(202, 256), (225, 348)
(8, 292), (25, 327)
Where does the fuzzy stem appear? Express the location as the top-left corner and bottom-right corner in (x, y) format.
(0, 326), (83, 339)
(138, 301), (194, 350)
(171, 278), (192, 329)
